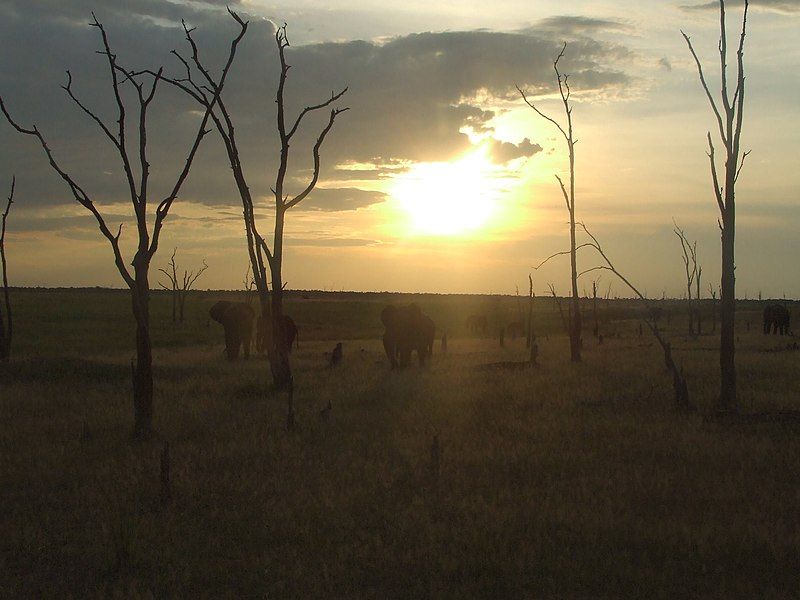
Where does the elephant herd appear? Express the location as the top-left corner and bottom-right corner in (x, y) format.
(210, 300), (791, 366)
(209, 299), (437, 369)
(209, 300), (298, 360)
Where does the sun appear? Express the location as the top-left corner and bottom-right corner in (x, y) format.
(391, 149), (498, 236)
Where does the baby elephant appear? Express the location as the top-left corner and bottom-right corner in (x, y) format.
(209, 300), (255, 360)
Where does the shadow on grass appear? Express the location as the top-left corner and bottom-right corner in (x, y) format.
(0, 356), (201, 386)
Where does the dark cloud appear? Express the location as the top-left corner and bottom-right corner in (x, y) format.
(486, 138), (543, 164)
(681, 0), (800, 12)
(0, 0), (634, 213)
(293, 187), (387, 212)
(286, 237), (382, 247)
(658, 57), (672, 72)
(533, 16), (632, 35)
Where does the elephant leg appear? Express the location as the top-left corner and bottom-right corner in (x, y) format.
(224, 326), (237, 360)
(399, 348), (411, 369)
(230, 331), (242, 359)
(383, 333), (398, 369)
(243, 330), (252, 358)
(418, 347), (427, 367)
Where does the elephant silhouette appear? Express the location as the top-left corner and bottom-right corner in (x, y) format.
(763, 304), (791, 335)
(382, 303), (436, 369)
(256, 314), (299, 354)
(466, 314), (488, 334)
(209, 300), (255, 360)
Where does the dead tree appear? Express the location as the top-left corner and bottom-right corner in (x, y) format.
(153, 17), (348, 390)
(683, 0), (749, 411)
(526, 273), (535, 349)
(709, 283), (718, 333)
(0, 15), (241, 438)
(674, 221), (701, 336)
(158, 247), (208, 324)
(547, 283), (569, 335)
(578, 223), (691, 411)
(243, 264), (256, 306)
(519, 43), (582, 361)
(591, 278), (600, 338)
(0, 177), (14, 361)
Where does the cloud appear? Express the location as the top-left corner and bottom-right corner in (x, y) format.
(293, 187), (388, 212)
(285, 237), (382, 247)
(533, 16), (633, 35)
(485, 138), (543, 164)
(0, 0), (635, 213)
(658, 57), (672, 71)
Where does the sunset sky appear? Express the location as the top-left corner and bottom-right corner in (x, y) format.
(0, 0), (797, 297)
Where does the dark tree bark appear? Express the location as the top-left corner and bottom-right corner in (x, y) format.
(519, 44), (581, 361)
(683, 0), (749, 412)
(153, 18), (348, 392)
(0, 176), (14, 362)
(0, 14), (239, 437)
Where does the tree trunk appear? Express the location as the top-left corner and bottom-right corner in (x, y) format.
(131, 278), (154, 439)
(719, 209), (736, 411)
(171, 284), (176, 323)
(569, 210), (582, 361)
(0, 309), (8, 361)
(269, 208), (292, 390)
(179, 293), (186, 324)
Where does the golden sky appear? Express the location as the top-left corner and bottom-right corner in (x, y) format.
(1, 0), (798, 297)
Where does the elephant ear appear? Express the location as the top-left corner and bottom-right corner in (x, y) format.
(209, 301), (231, 324)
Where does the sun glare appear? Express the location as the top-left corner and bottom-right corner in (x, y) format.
(391, 149), (498, 236)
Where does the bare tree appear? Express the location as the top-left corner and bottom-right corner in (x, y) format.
(519, 43), (582, 361)
(243, 264), (256, 306)
(152, 18), (348, 390)
(674, 221), (701, 336)
(547, 283), (569, 335)
(578, 223), (691, 411)
(158, 247), (208, 324)
(0, 15), (242, 437)
(683, 0), (749, 411)
(591, 278), (600, 338)
(526, 273), (535, 349)
(709, 283), (719, 333)
(0, 176), (14, 361)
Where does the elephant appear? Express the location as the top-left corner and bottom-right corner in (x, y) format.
(763, 304), (791, 335)
(382, 303), (436, 368)
(256, 314), (299, 354)
(466, 314), (488, 334)
(209, 301), (255, 360)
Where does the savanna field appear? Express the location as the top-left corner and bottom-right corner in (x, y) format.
(2, 288), (800, 597)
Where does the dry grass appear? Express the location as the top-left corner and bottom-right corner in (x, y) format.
(2, 289), (799, 597)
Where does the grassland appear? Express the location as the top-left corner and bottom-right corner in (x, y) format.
(2, 288), (800, 597)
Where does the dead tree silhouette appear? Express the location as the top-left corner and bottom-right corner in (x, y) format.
(151, 15), (348, 393)
(0, 15), (243, 438)
(0, 176), (14, 362)
(519, 43), (582, 362)
(158, 247), (208, 324)
(683, 0), (750, 412)
(578, 223), (691, 411)
(709, 283), (718, 333)
(547, 283), (569, 335)
(673, 221), (702, 336)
